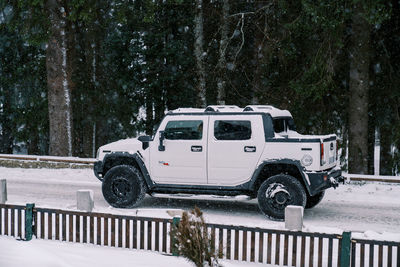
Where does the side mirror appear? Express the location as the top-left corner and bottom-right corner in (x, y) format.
(138, 135), (152, 150)
(158, 131), (165, 151)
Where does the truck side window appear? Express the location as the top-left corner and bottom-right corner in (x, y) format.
(164, 120), (203, 140)
(273, 117), (296, 133)
(214, 120), (251, 140)
(273, 119), (285, 133)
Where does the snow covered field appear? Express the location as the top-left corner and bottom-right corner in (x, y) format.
(1, 167), (400, 240)
(0, 236), (271, 267)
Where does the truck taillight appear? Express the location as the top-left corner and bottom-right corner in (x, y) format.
(320, 142), (324, 166)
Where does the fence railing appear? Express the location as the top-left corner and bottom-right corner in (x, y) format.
(351, 238), (400, 267)
(343, 173), (400, 183)
(204, 222), (343, 266)
(1, 203), (399, 267)
(0, 204), (25, 239)
(33, 207), (172, 252)
(0, 154), (96, 165)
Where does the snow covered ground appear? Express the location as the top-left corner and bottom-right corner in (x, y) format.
(1, 167), (400, 240)
(0, 236), (271, 267)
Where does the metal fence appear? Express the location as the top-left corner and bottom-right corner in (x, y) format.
(343, 173), (400, 184)
(0, 154), (96, 164)
(0, 203), (399, 267)
(0, 204), (172, 253)
(351, 238), (400, 267)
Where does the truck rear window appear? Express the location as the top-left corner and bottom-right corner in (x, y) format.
(214, 120), (251, 140)
(164, 120), (203, 140)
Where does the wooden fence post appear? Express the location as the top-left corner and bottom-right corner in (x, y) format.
(25, 203), (35, 241)
(340, 231), (352, 267)
(172, 216), (180, 256)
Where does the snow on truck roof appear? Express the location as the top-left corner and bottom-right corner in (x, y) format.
(243, 105), (292, 117)
(168, 105), (292, 118)
(168, 108), (205, 113)
(205, 105), (243, 112)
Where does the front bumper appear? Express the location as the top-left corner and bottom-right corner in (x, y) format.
(306, 168), (344, 196)
(93, 160), (104, 181)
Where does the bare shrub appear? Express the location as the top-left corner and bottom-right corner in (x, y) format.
(171, 207), (222, 267)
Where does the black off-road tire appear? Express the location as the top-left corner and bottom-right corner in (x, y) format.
(102, 165), (146, 208)
(257, 174), (307, 221)
(305, 191), (325, 209)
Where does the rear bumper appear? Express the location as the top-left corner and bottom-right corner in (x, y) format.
(327, 168), (345, 187)
(306, 168), (343, 196)
(93, 160), (104, 181)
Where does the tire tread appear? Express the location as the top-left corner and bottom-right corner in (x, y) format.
(102, 165), (146, 208)
(257, 174), (306, 221)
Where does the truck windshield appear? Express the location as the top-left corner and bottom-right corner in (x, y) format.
(273, 117), (296, 133)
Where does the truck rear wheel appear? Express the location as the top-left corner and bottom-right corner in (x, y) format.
(257, 174), (306, 221)
(102, 165), (146, 208)
(305, 191), (325, 209)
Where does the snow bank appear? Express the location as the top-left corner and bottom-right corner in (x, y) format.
(0, 236), (273, 267)
(352, 231), (400, 242)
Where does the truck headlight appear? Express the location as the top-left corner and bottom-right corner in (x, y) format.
(301, 154), (313, 167)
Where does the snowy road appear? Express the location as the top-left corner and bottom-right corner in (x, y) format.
(2, 167), (400, 235)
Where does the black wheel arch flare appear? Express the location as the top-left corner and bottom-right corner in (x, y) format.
(249, 159), (312, 196)
(101, 152), (154, 190)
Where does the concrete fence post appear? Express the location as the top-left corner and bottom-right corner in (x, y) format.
(285, 205), (303, 231)
(77, 190), (94, 212)
(0, 179), (7, 204)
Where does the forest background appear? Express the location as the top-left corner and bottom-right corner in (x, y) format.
(0, 0), (399, 175)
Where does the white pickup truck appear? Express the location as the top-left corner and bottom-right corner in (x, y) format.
(94, 105), (343, 220)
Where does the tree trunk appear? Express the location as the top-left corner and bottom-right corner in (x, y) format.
(46, 0), (73, 156)
(194, 0), (206, 107)
(90, 41), (97, 158)
(367, 121), (375, 174)
(0, 88), (13, 154)
(379, 124), (393, 175)
(27, 128), (40, 155)
(78, 19), (99, 158)
(251, 4), (268, 105)
(216, 0), (229, 105)
(145, 96), (154, 136)
(348, 2), (370, 174)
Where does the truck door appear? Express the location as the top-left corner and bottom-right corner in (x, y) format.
(150, 115), (208, 185)
(207, 115), (265, 186)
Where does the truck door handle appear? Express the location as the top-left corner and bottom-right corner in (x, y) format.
(191, 146), (202, 152)
(244, 146), (256, 153)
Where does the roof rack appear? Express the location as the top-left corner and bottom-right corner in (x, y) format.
(167, 108), (205, 114)
(167, 105), (292, 117)
(204, 105), (242, 112)
(243, 105), (292, 117)
(169, 106), (242, 114)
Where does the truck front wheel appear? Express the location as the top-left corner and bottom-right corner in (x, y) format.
(257, 174), (306, 221)
(102, 165), (146, 208)
(305, 191), (325, 209)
